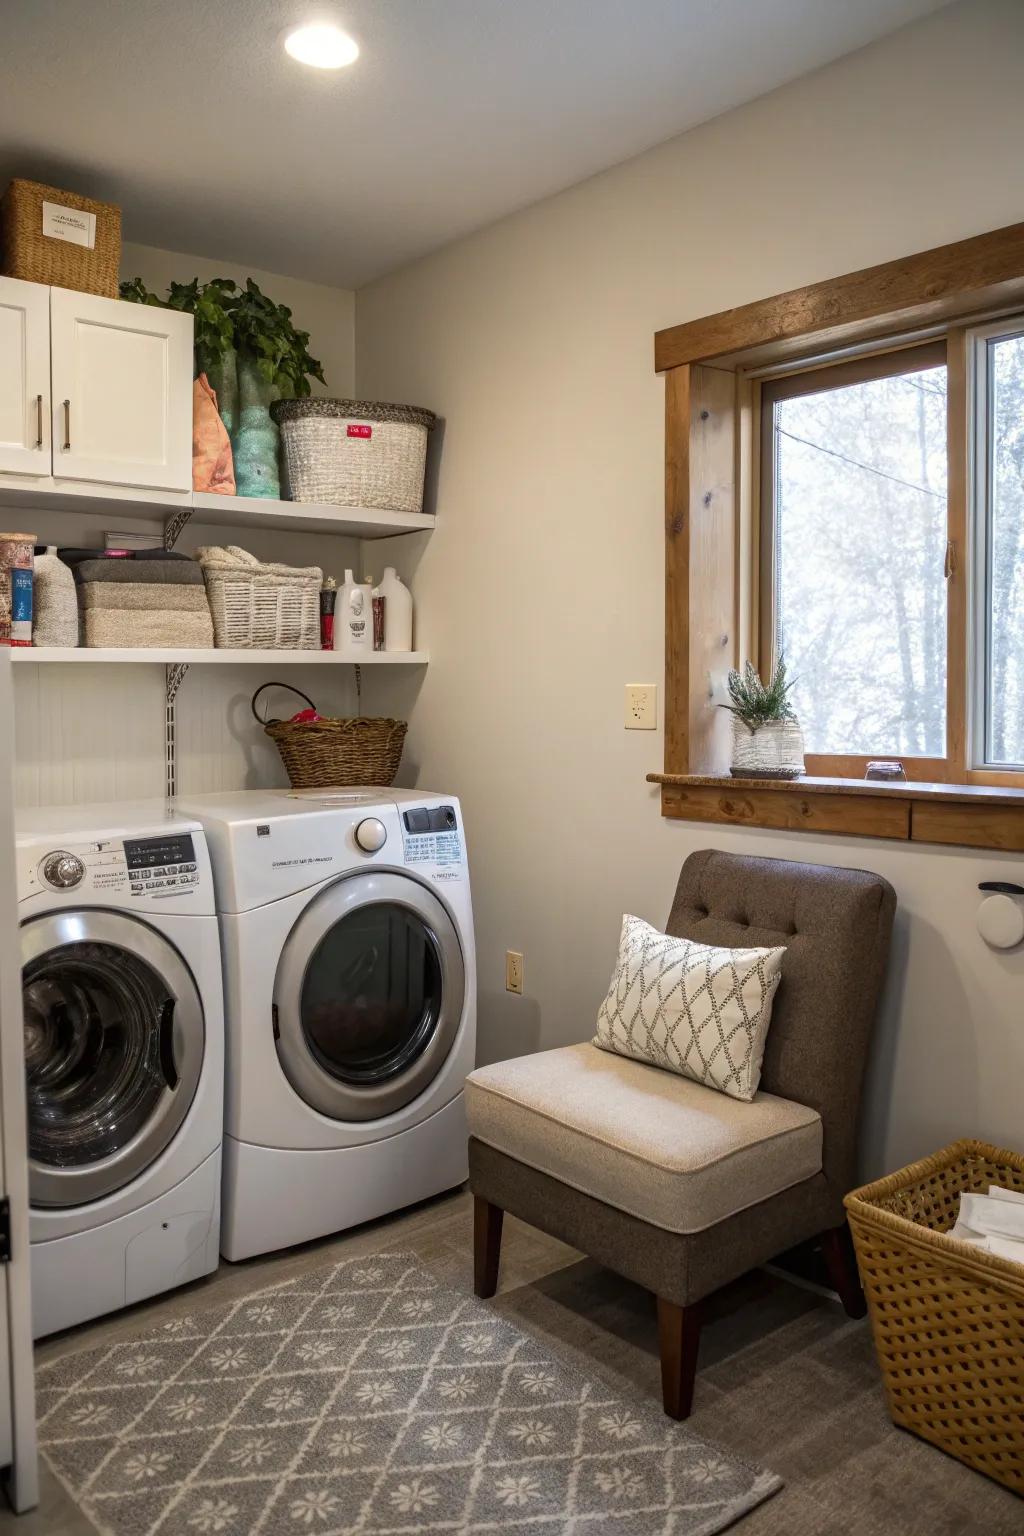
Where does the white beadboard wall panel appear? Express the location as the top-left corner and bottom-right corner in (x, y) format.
(14, 662), (162, 806)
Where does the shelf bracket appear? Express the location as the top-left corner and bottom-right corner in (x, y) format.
(165, 663), (190, 798)
(164, 510), (192, 550)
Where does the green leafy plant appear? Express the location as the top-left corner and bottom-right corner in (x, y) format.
(226, 279), (325, 397)
(721, 657), (797, 733)
(119, 275), (325, 395)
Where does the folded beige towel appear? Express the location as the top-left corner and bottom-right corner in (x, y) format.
(83, 608), (214, 649)
(79, 582), (211, 613)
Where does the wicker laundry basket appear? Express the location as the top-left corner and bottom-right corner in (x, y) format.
(2, 179), (121, 297)
(253, 684), (407, 789)
(197, 546), (320, 650)
(271, 398), (436, 514)
(846, 1139), (1024, 1494)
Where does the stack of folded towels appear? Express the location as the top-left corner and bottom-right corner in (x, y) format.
(950, 1185), (1024, 1264)
(69, 551), (214, 648)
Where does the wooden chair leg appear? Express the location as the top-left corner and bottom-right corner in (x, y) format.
(656, 1296), (702, 1420)
(473, 1195), (504, 1299)
(820, 1222), (867, 1319)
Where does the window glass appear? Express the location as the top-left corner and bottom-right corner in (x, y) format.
(983, 332), (1024, 768)
(771, 362), (948, 757)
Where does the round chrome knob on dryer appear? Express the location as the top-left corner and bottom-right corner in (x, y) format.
(354, 817), (387, 854)
(41, 850), (85, 889)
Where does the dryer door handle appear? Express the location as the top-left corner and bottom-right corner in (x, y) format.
(159, 998), (180, 1090)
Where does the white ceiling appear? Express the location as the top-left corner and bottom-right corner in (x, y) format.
(0, 0), (948, 289)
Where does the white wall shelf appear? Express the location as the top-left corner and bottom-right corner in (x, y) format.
(11, 649), (428, 666)
(0, 483), (435, 540)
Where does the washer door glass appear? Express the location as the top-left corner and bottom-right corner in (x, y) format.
(275, 872), (465, 1122)
(21, 912), (205, 1209)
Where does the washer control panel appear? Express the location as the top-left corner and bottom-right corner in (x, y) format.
(125, 832), (200, 895)
(21, 831), (206, 907)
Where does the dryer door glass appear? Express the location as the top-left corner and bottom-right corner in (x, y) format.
(301, 902), (443, 1085)
(275, 872), (466, 1122)
(21, 912), (205, 1208)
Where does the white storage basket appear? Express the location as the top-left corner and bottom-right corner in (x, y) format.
(196, 545), (321, 650)
(271, 398), (436, 514)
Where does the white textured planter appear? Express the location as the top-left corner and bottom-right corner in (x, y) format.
(730, 716), (805, 778)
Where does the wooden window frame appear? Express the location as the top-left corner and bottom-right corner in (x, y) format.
(649, 220), (1024, 848)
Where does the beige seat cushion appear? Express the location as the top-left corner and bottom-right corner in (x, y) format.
(465, 1042), (823, 1235)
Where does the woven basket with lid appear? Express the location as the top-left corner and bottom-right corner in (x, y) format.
(272, 398), (436, 514)
(845, 1138), (1024, 1493)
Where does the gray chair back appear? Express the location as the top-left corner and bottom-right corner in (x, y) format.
(667, 848), (896, 1197)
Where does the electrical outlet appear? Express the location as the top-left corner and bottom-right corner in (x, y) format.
(625, 683), (657, 730)
(505, 951), (523, 994)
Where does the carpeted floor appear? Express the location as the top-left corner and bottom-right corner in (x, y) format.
(34, 1250), (777, 1535)
(6, 1187), (1021, 1535)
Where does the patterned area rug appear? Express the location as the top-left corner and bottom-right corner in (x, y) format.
(37, 1251), (780, 1535)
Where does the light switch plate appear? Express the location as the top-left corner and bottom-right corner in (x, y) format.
(625, 683), (657, 730)
(505, 951), (523, 994)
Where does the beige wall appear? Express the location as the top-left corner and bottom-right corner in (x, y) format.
(356, 0), (1024, 1179)
(14, 245), (359, 807)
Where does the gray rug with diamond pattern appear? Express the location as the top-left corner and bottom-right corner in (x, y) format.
(36, 1251), (780, 1535)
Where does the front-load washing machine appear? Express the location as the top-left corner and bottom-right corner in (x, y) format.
(15, 802), (224, 1337)
(174, 788), (476, 1261)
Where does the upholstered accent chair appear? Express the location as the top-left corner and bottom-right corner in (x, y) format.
(466, 848), (897, 1419)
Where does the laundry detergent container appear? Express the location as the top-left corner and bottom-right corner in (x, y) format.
(272, 398), (435, 514)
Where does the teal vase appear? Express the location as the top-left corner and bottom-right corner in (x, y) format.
(205, 347), (238, 438)
(233, 350), (280, 499)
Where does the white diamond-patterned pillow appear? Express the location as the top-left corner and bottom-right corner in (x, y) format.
(593, 914), (786, 1102)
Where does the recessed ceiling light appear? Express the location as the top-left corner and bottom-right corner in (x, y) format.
(284, 23), (359, 69)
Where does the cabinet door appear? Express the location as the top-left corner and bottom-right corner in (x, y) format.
(50, 287), (193, 491)
(0, 277), (50, 477)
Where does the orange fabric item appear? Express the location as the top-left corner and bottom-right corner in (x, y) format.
(192, 374), (235, 494)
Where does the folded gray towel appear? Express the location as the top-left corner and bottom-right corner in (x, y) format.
(74, 559), (205, 586)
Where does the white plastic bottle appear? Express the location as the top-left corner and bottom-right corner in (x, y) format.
(334, 568), (374, 656)
(379, 566), (413, 652)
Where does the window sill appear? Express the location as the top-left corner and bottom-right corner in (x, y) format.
(647, 773), (1024, 851)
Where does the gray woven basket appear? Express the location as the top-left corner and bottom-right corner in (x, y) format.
(271, 398), (436, 514)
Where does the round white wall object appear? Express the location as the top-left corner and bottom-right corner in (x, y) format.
(976, 893), (1024, 950)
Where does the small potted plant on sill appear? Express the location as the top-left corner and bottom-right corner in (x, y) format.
(721, 657), (805, 779)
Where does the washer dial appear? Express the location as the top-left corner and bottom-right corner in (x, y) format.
(41, 851), (85, 889)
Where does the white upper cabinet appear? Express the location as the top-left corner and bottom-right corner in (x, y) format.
(49, 288), (193, 492)
(0, 277), (50, 477)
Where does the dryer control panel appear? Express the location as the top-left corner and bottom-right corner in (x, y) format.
(401, 805), (463, 870)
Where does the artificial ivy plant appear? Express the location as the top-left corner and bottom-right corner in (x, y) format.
(119, 275), (326, 395)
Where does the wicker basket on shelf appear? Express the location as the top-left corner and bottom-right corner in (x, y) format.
(271, 398), (436, 514)
(1, 179), (121, 297)
(253, 684), (408, 789)
(845, 1138), (1024, 1494)
(197, 546), (320, 650)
